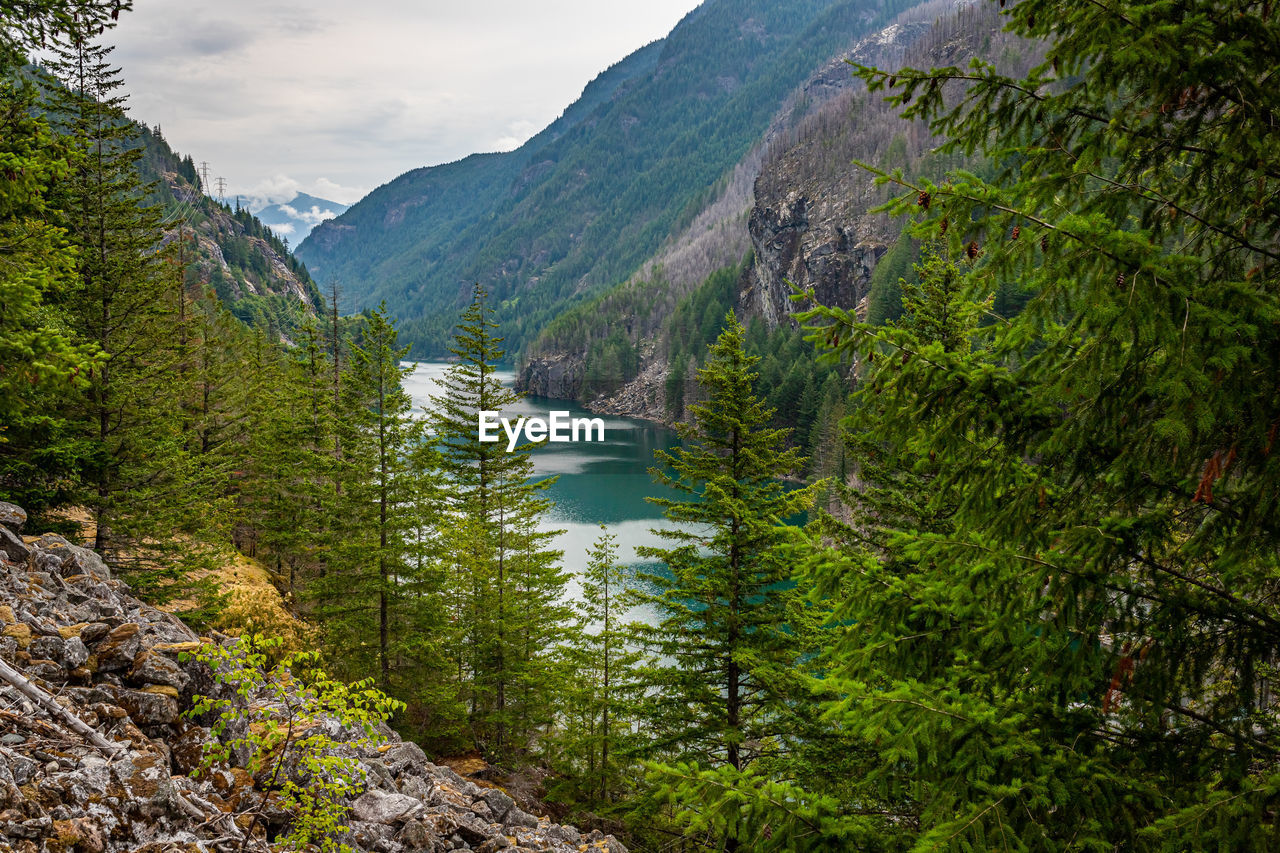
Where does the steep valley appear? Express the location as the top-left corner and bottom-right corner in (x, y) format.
(519, 0), (1030, 424)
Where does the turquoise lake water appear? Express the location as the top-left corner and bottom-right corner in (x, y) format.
(403, 362), (685, 594)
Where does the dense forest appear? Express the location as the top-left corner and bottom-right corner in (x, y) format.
(4, 0), (1280, 851)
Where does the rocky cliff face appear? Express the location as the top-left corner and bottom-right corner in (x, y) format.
(163, 176), (319, 311)
(736, 18), (933, 330)
(739, 190), (887, 329)
(517, 354), (583, 402)
(515, 13), (935, 421)
(0, 503), (624, 853)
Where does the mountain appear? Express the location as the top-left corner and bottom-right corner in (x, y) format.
(135, 126), (323, 335)
(518, 0), (1041, 421)
(253, 192), (349, 242)
(296, 0), (922, 356)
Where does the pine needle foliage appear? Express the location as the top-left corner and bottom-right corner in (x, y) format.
(787, 0), (1280, 848)
(430, 283), (568, 760)
(633, 310), (818, 850)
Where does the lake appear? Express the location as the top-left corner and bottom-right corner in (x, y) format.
(403, 362), (685, 594)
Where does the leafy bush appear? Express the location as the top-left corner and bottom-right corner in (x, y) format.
(184, 637), (406, 852)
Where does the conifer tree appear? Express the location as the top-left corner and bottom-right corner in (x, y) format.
(431, 284), (566, 759)
(786, 0), (1280, 847)
(235, 318), (335, 600)
(311, 305), (437, 696)
(553, 530), (642, 805)
(0, 41), (91, 512)
(633, 310), (816, 849)
(45, 33), (212, 578)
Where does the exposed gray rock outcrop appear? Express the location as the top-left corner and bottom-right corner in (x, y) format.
(0, 509), (626, 853)
(517, 353), (583, 401)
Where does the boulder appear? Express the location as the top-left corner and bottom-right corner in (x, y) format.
(113, 685), (181, 725)
(93, 622), (142, 672)
(29, 635), (65, 662)
(380, 740), (429, 775)
(479, 787), (514, 822)
(128, 649), (191, 691)
(63, 636), (90, 669)
(396, 818), (439, 851)
(0, 525), (29, 563)
(504, 807), (539, 830)
(27, 533), (110, 580)
(351, 789), (425, 825)
(79, 622), (111, 644)
(0, 501), (26, 534)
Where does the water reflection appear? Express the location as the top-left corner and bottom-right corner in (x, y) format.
(403, 362), (686, 579)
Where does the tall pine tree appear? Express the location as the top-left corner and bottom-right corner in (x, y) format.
(783, 0), (1280, 847)
(46, 33), (214, 581)
(633, 310), (816, 850)
(431, 284), (567, 759)
(311, 305), (439, 698)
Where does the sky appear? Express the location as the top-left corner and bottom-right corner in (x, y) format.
(107, 0), (702, 210)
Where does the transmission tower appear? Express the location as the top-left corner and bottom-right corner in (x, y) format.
(198, 160), (210, 192)
(215, 176), (227, 203)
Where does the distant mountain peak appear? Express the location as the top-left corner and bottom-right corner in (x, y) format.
(255, 192), (349, 240)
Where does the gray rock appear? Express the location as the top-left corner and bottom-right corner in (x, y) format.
(0, 746), (38, 785)
(93, 622), (141, 671)
(28, 533), (110, 580)
(399, 773), (433, 801)
(353, 789), (426, 825)
(9, 815), (51, 839)
(0, 525), (29, 563)
(584, 831), (629, 853)
(479, 787), (514, 822)
(29, 634), (65, 661)
(26, 659), (65, 681)
(435, 764), (468, 788)
(382, 740), (429, 775)
(545, 819), (581, 840)
(128, 649), (190, 691)
(63, 635), (89, 668)
(28, 547), (64, 575)
(0, 501), (26, 533)
(112, 685), (180, 725)
(504, 807), (538, 829)
(79, 621), (110, 643)
(396, 818), (438, 851)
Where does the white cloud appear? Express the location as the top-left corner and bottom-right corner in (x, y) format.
(280, 204), (341, 226)
(244, 175), (302, 209)
(491, 119), (540, 153)
(105, 0), (701, 208)
(269, 222), (297, 236)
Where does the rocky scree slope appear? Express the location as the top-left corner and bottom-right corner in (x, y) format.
(0, 502), (623, 853)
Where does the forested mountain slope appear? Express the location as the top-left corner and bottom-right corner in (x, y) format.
(519, 0), (1032, 421)
(297, 0), (923, 356)
(135, 125), (323, 336)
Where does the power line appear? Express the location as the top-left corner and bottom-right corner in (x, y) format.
(198, 160), (210, 192)
(215, 176), (227, 202)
